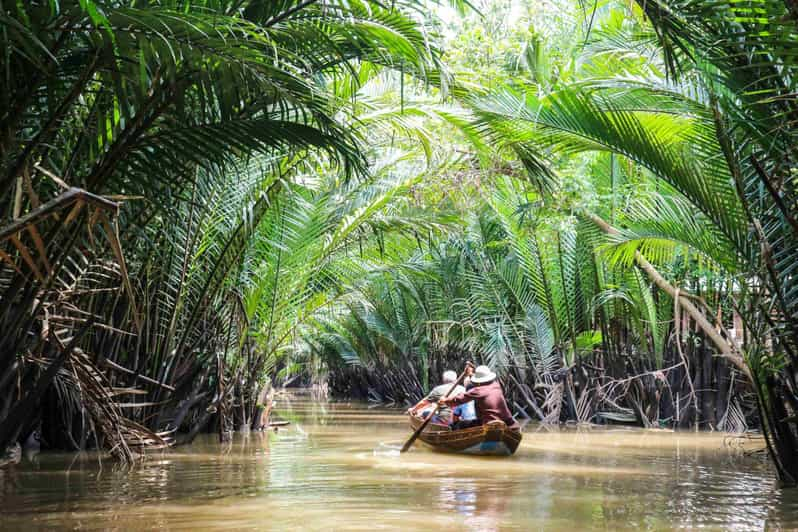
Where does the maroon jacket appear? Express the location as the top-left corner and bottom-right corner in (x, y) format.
(449, 380), (519, 429)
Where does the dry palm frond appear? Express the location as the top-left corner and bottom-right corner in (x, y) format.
(575, 385), (595, 423)
(5, 200), (166, 460)
(28, 348), (169, 463)
(718, 398), (748, 434)
(541, 382), (564, 424)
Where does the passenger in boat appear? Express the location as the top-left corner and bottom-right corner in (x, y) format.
(407, 370), (465, 424)
(451, 400), (477, 430)
(440, 365), (519, 430)
(449, 363), (478, 429)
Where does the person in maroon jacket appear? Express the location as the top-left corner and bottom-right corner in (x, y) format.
(440, 365), (520, 431)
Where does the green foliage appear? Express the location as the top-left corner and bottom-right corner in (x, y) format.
(0, 0), (449, 450)
(3, 0), (797, 485)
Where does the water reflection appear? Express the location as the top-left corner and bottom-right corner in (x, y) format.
(435, 477), (513, 531)
(1, 393), (797, 530)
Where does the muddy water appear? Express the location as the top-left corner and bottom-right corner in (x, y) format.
(1, 393), (797, 530)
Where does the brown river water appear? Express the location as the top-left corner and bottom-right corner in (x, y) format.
(1, 392), (797, 530)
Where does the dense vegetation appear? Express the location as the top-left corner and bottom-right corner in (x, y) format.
(1, 0), (797, 485)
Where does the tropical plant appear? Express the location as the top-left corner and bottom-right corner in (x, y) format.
(2, 0), (793, 487)
(463, 0), (798, 483)
(315, 0), (761, 447)
(0, 0), (443, 458)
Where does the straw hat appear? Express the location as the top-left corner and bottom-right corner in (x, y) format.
(470, 365), (496, 384)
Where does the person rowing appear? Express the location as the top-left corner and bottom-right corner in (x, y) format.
(439, 364), (520, 431)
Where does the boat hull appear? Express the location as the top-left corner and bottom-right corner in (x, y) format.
(408, 416), (522, 456)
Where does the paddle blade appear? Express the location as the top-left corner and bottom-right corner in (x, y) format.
(400, 432), (419, 453)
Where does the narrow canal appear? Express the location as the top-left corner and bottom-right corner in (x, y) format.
(2, 393), (796, 530)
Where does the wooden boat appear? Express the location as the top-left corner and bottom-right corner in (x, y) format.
(408, 415), (522, 456)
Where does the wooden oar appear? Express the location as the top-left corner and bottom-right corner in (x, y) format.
(400, 363), (473, 453)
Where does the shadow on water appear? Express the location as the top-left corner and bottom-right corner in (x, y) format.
(2, 391), (798, 530)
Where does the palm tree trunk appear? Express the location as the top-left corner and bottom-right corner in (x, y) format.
(585, 212), (751, 381)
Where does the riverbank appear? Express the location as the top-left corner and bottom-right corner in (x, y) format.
(0, 394), (793, 530)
